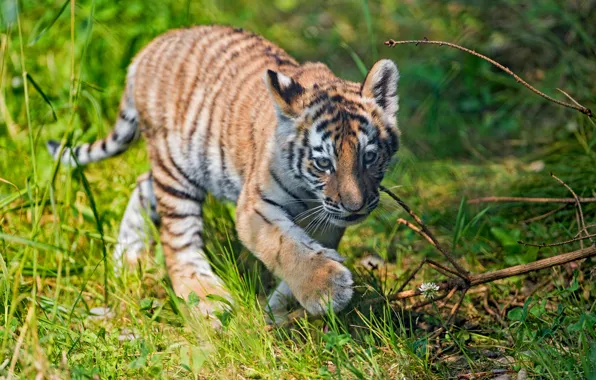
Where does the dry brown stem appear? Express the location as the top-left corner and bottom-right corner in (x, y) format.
(519, 233), (596, 248)
(467, 196), (596, 205)
(520, 204), (568, 224)
(381, 186), (469, 277)
(379, 245), (596, 303)
(550, 173), (593, 244)
(384, 38), (593, 118)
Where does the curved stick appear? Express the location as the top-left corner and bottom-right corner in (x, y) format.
(384, 39), (593, 118)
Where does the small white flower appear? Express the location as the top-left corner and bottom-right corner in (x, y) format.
(418, 282), (440, 299)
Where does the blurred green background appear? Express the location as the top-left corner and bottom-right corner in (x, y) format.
(2, 0), (595, 161)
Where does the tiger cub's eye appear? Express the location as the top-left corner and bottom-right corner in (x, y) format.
(364, 150), (378, 165)
(314, 157), (332, 171)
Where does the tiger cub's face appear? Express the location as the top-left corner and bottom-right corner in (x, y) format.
(266, 60), (400, 227)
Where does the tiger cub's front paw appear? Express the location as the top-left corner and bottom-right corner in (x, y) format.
(171, 274), (233, 322)
(295, 254), (353, 315)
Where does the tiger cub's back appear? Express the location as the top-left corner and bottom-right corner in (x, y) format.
(129, 25), (301, 197)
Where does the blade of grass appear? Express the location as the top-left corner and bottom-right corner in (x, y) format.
(340, 42), (368, 78)
(25, 73), (58, 121)
(0, 232), (73, 253)
(360, 0), (377, 62)
(74, 164), (109, 305)
(28, 0), (70, 45)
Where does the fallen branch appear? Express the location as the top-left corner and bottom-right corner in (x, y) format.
(375, 244), (596, 304)
(467, 196), (596, 205)
(384, 38), (593, 118)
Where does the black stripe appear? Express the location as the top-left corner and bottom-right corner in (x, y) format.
(296, 148), (305, 178)
(345, 112), (369, 125)
(119, 110), (137, 123)
(306, 92), (330, 108)
(220, 59), (276, 192)
(259, 190), (295, 219)
(153, 176), (201, 202)
(200, 39), (266, 189)
(310, 103), (332, 123)
(374, 68), (393, 110)
(183, 28), (247, 127)
(162, 240), (193, 251)
(287, 140), (296, 173)
(121, 129), (137, 145)
(100, 140), (107, 153)
(160, 211), (202, 219)
(269, 169), (307, 209)
(330, 94), (366, 109)
(305, 167), (320, 180)
(255, 209), (272, 225)
(316, 112), (342, 133)
(164, 138), (204, 190)
(303, 187), (318, 200)
(164, 228), (203, 239)
(321, 130), (332, 141)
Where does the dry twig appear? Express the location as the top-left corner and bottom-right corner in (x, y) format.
(381, 186), (469, 277)
(519, 233), (596, 248)
(550, 173), (593, 245)
(384, 38), (593, 118)
(467, 196), (596, 205)
(520, 204), (568, 224)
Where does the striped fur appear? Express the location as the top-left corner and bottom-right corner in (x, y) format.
(47, 26), (401, 317)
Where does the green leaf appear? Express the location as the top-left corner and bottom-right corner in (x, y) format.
(491, 227), (520, 247)
(187, 291), (200, 307)
(205, 293), (233, 308)
(452, 197), (466, 251)
(507, 307), (524, 322)
(140, 298), (153, 311)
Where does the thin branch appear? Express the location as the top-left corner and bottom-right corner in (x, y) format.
(551, 173), (593, 244)
(380, 186), (469, 277)
(384, 38), (593, 118)
(396, 218), (434, 246)
(576, 224), (596, 237)
(381, 245), (596, 302)
(467, 196), (596, 205)
(520, 204), (568, 224)
(469, 245), (596, 286)
(518, 233), (596, 248)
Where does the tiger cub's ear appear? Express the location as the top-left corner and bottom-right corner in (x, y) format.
(265, 70), (305, 117)
(361, 59), (399, 126)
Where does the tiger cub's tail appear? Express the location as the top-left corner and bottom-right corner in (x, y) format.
(47, 62), (141, 166)
(46, 107), (140, 166)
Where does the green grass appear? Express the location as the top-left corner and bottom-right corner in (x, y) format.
(1, 0), (596, 378)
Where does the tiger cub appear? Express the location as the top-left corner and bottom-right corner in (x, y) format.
(47, 25), (400, 317)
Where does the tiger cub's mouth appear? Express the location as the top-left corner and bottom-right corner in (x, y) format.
(326, 196), (380, 226)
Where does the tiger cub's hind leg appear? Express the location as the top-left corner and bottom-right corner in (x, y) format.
(151, 169), (231, 317)
(114, 172), (160, 270)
